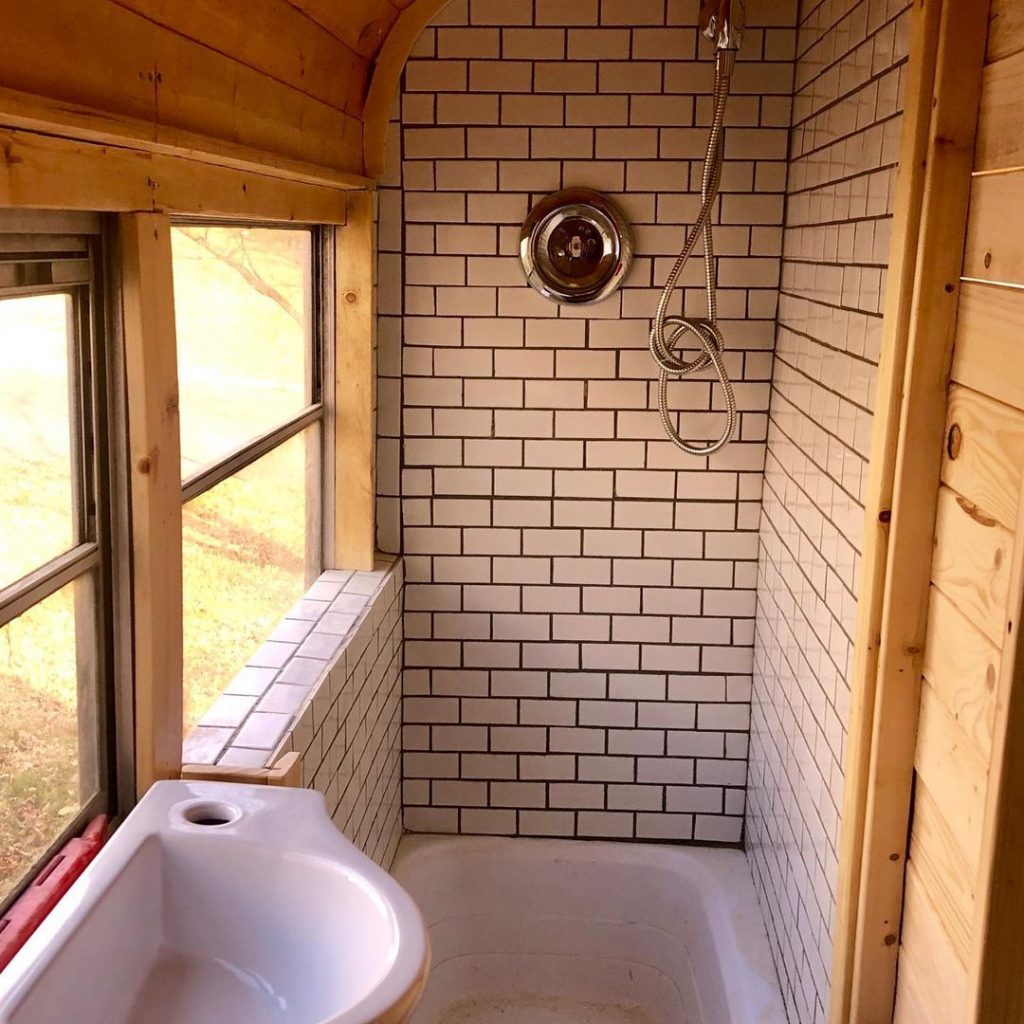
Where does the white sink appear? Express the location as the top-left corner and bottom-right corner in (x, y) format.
(0, 781), (429, 1024)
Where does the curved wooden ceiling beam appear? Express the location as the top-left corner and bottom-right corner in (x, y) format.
(362, 0), (452, 180)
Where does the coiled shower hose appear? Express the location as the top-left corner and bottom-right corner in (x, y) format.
(649, 51), (737, 456)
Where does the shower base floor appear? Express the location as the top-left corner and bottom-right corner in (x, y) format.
(393, 835), (787, 1024)
(438, 993), (657, 1024)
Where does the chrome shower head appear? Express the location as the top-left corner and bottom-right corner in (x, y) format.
(700, 0), (746, 51)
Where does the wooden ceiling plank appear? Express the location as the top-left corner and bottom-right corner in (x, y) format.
(288, 0), (400, 61)
(0, 86), (371, 192)
(113, 0), (371, 117)
(0, 0), (365, 177)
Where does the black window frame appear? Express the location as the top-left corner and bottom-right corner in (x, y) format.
(0, 210), (123, 913)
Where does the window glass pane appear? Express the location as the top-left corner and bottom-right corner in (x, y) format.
(182, 427), (319, 734)
(0, 575), (99, 906)
(171, 225), (312, 479)
(0, 294), (77, 589)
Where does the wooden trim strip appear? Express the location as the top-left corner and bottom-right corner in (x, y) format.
(847, 0), (989, 1016)
(829, 1), (992, 1021)
(362, 0), (451, 179)
(333, 192), (377, 571)
(0, 83), (372, 191)
(180, 751), (303, 787)
(0, 125), (352, 224)
(120, 212), (184, 795)
(827, 1), (945, 1016)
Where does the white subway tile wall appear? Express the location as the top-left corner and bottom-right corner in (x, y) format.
(377, 0), (800, 844)
(274, 561), (406, 868)
(746, 1), (910, 1021)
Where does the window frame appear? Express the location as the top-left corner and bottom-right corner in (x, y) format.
(0, 197), (366, 805)
(171, 217), (332, 731)
(0, 210), (124, 912)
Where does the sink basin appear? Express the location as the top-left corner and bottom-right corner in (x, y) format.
(0, 781), (429, 1024)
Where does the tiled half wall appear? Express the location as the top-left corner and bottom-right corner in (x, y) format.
(185, 560), (406, 869)
(376, 0), (800, 843)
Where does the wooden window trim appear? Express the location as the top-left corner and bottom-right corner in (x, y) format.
(120, 212), (184, 794)
(332, 191), (377, 572)
(0, 125), (352, 225)
(123, 203), (377, 789)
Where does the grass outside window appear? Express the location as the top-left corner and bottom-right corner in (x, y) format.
(0, 217), (112, 909)
(172, 224), (324, 738)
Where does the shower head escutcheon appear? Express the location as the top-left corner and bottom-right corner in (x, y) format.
(699, 0), (746, 52)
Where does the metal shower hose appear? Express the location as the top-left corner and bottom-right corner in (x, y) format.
(649, 53), (737, 456)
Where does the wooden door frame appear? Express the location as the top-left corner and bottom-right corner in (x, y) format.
(827, 0), (992, 1021)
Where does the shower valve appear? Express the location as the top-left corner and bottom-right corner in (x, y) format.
(519, 189), (633, 306)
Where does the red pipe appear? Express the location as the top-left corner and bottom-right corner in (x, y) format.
(0, 815), (109, 974)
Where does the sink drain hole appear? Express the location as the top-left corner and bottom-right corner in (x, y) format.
(182, 801), (241, 827)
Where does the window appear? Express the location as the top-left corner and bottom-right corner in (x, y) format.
(171, 223), (325, 736)
(0, 214), (116, 909)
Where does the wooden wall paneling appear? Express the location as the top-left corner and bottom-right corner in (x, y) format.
(964, 172), (1024, 281)
(333, 191), (377, 570)
(113, 0), (371, 114)
(964, 10), (1024, 1000)
(986, 0), (1024, 66)
(952, 283), (1024, 413)
(915, 682), (989, 873)
(891, 950), (933, 1024)
(906, 777), (977, 966)
(119, 212), (183, 793)
(827, 2), (945, 1013)
(893, 861), (969, 1024)
(0, 0), (364, 177)
(836, 3), (991, 1021)
(0, 126), (350, 223)
(943, 384), (1024, 531)
(930, 485), (1014, 646)
(921, 586), (1000, 761)
(967, 445), (1024, 1023)
(975, 50), (1024, 172)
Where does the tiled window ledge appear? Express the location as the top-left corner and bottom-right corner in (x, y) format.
(183, 555), (403, 768)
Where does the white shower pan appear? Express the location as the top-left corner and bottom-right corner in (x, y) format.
(0, 781), (428, 1024)
(393, 835), (785, 1024)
